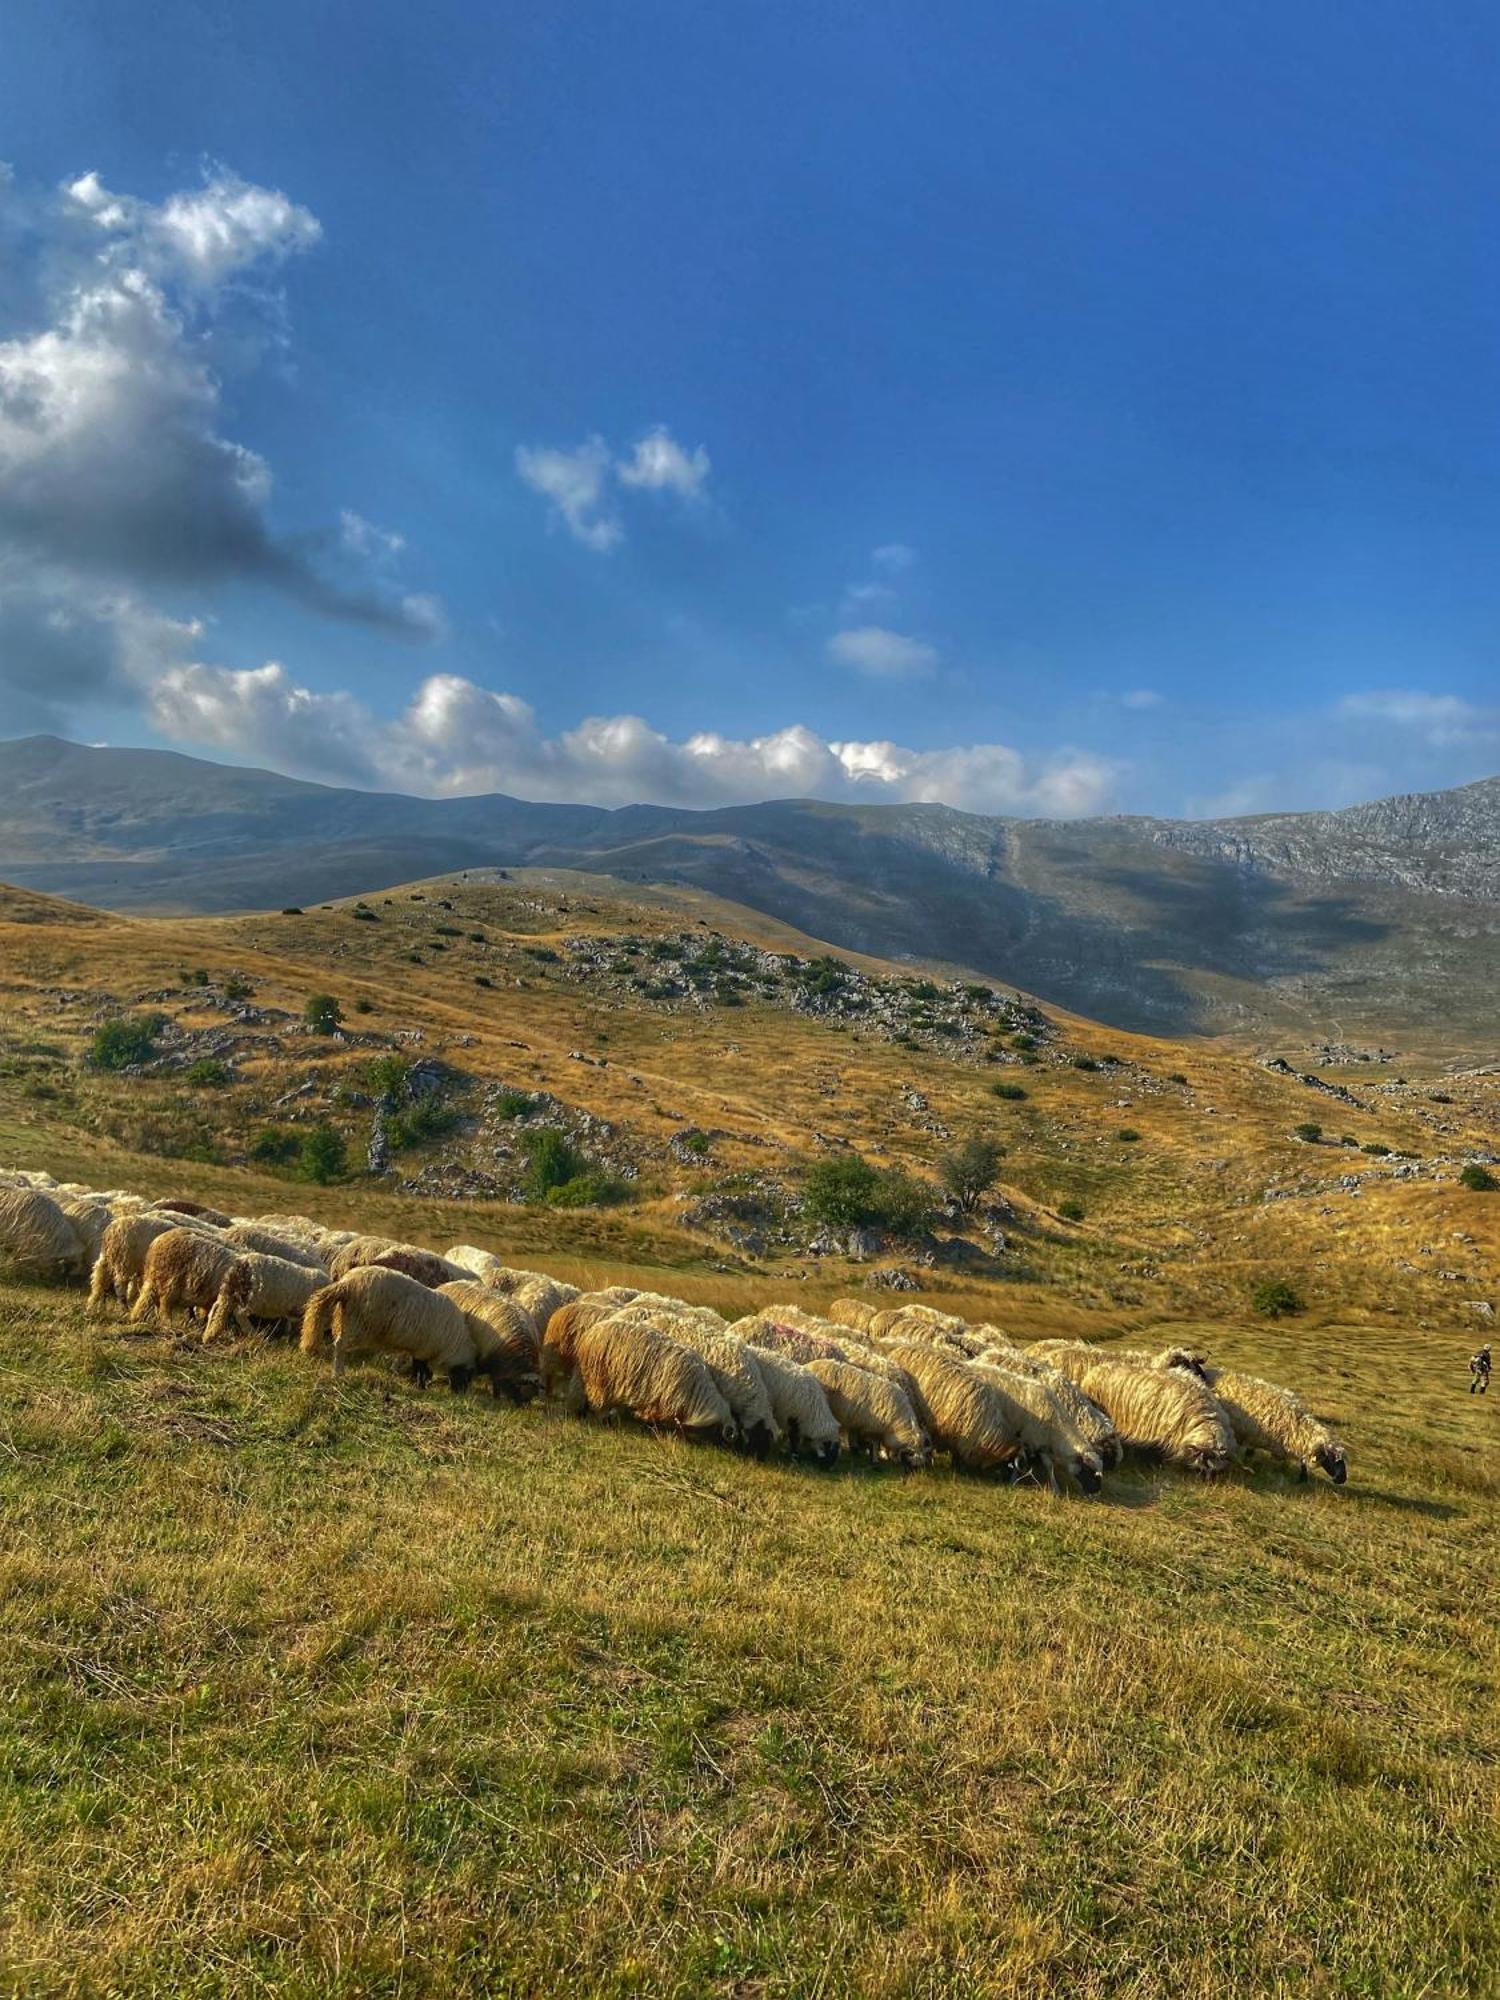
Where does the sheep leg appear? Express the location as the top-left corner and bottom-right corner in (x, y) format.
(332, 1342), (346, 1379)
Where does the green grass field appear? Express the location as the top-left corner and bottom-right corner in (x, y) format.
(2, 1282), (1495, 1998)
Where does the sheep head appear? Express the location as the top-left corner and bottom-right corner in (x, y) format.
(1314, 1440), (1348, 1485)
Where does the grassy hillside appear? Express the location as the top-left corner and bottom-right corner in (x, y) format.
(1, 1283), (1495, 1997)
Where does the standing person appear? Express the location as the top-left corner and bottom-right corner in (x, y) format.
(1471, 1343), (1492, 1395)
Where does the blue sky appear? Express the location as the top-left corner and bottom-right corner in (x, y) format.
(0, 0), (1497, 817)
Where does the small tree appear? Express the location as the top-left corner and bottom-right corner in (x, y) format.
(303, 994), (344, 1035)
(803, 1156), (883, 1230)
(90, 1014), (167, 1071)
(938, 1136), (1005, 1214)
(1293, 1122), (1323, 1144)
(520, 1127), (584, 1201)
(1459, 1164), (1497, 1192)
(1252, 1277), (1304, 1318)
(299, 1123), (347, 1184)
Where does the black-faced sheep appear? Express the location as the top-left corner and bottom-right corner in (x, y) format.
(614, 1307), (779, 1458)
(572, 1317), (737, 1442)
(299, 1265), (478, 1390)
(742, 1344), (841, 1466)
(203, 1251), (325, 1343)
(130, 1227), (247, 1330)
(883, 1343), (1030, 1479)
(803, 1356), (930, 1468)
(1191, 1366), (1348, 1484)
(437, 1281), (542, 1403)
(1064, 1358), (1233, 1476)
(968, 1333), (1122, 1469)
(0, 1186), (88, 1278)
(965, 1359), (1104, 1494)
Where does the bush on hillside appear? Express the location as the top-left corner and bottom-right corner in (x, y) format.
(90, 1014), (167, 1072)
(1057, 1198), (1086, 1222)
(938, 1136), (1005, 1214)
(298, 1124), (347, 1185)
(1459, 1164), (1497, 1192)
(303, 994), (343, 1034)
(802, 1156), (933, 1239)
(1252, 1278), (1304, 1318)
(1293, 1122), (1323, 1144)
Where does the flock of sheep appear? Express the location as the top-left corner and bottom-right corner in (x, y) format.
(0, 1170), (1349, 1492)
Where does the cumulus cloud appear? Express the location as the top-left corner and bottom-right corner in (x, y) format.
(146, 656), (1118, 817)
(828, 626), (938, 679)
(0, 160), (442, 710)
(871, 542), (916, 573)
(616, 424), (710, 499)
(515, 423), (710, 547)
(1119, 687), (1164, 710)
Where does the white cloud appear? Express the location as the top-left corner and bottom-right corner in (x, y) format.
(1338, 689), (1499, 749)
(339, 510), (405, 561)
(616, 424), (710, 499)
(0, 163), (441, 660)
(514, 436), (621, 551)
(145, 657), (1119, 817)
(1119, 687), (1164, 710)
(828, 626), (939, 679)
(871, 542), (916, 573)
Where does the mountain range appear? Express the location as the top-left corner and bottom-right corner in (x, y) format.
(1, 733), (1496, 1042)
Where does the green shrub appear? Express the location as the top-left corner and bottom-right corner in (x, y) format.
(387, 1096), (459, 1151)
(1168, 1071), (1188, 1085)
(353, 996), (374, 1014)
(279, 906), (304, 916)
(299, 1124), (347, 1184)
(1011, 1032), (1037, 1051)
(223, 976), (253, 1002)
(520, 1127), (586, 1200)
(1116, 1128), (1141, 1143)
(90, 1014), (167, 1071)
(938, 1136), (1005, 1214)
(303, 994), (343, 1034)
(524, 945), (559, 963)
(367, 1054), (411, 1101)
(1459, 1164), (1497, 1192)
(185, 1059), (230, 1088)
(961, 983), (993, 1002)
(1361, 1142), (1391, 1156)
(1057, 1198), (1086, 1222)
(545, 1171), (628, 1209)
(1252, 1278), (1304, 1318)
(991, 1081), (1028, 1101)
(1293, 1122), (1323, 1144)
(475, 975), (493, 989)
(495, 1089), (535, 1121)
(1070, 1055), (1100, 1073)
(250, 1128), (298, 1166)
(803, 1156), (933, 1237)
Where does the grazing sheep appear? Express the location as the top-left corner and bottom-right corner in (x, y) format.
(204, 1251), (324, 1342)
(1066, 1358), (1233, 1476)
(743, 1345), (841, 1466)
(804, 1357), (930, 1468)
(733, 1310), (848, 1367)
(299, 1266), (478, 1390)
(437, 1281), (542, 1403)
(90, 1210), (203, 1309)
(1032, 1339), (1209, 1379)
(223, 1223), (328, 1271)
(966, 1334), (1122, 1469)
(1193, 1366), (1348, 1484)
(0, 1186), (87, 1277)
(367, 1247), (463, 1289)
(572, 1317), (737, 1442)
(540, 1288), (641, 1400)
(883, 1343), (1031, 1480)
(328, 1235), (410, 1280)
(618, 1309), (779, 1458)
(502, 1272), (580, 1335)
(150, 1197), (232, 1227)
(965, 1360), (1104, 1493)
(442, 1243), (507, 1283)
(131, 1228), (248, 1330)
(56, 1196), (119, 1266)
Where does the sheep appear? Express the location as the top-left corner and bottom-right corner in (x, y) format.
(964, 1359), (1105, 1494)
(223, 1223), (329, 1271)
(743, 1345), (841, 1466)
(573, 1317), (737, 1442)
(540, 1287), (641, 1400)
(498, 1271), (580, 1335)
(437, 1281), (542, 1403)
(615, 1308), (780, 1458)
(150, 1197), (232, 1227)
(130, 1227), (248, 1330)
(203, 1251), (325, 1343)
(442, 1243), (507, 1283)
(804, 1357), (930, 1468)
(883, 1343), (1033, 1480)
(1064, 1358), (1233, 1476)
(0, 1186), (88, 1278)
(299, 1266), (478, 1390)
(89, 1209), (221, 1309)
(328, 1235), (410, 1279)
(366, 1247), (464, 1289)
(1031, 1339), (1209, 1379)
(1192, 1366), (1348, 1484)
(733, 1308), (850, 1367)
(965, 1333), (1123, 1469)
(56, 1196), (119, 1266)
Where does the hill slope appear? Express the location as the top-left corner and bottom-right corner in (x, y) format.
(2, 734), (1498, 1040)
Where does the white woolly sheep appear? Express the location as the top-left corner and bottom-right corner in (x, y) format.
(204, 1250), (326, 1343)
(572, 1317), (737, 1442)
(130, 1227), (247, 1330)
(883, 1342), (1033, 1480)
(539, 1287), (641, 1400)
(442, 1243), (508, 1283)
(299, 1265), (479, 1390)
(964, 1359), (1105, 1494)
(967, 1333), (1122, 1468)
(499, 1271), (580, 1335)
(150, 1197), (233, 1228)
(804, 1356), (930, 1468)
(0, 1186), (87, 1278)
(1065, 1358), (1233, 1476)
(89, 1209), (221, 1310)
(223, 1223), (329, 1271)
(743, 1344), (841, 1466)
(1193, 1366), (1348, 1484)
(436, 1281), (542, 1402)
(614, 1307), (779, 1458)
